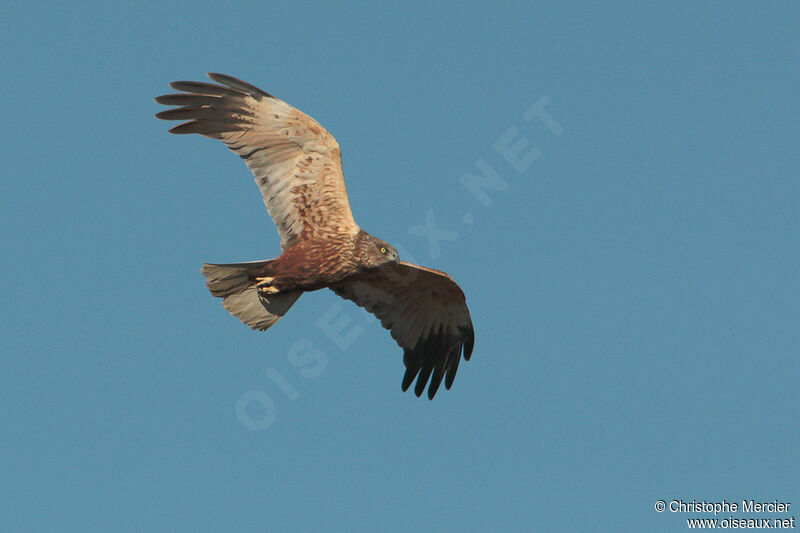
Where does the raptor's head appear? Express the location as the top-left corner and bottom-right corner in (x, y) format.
(357, 231), (399, 269)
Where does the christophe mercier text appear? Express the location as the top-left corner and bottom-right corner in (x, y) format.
(670, 500), (791, 514)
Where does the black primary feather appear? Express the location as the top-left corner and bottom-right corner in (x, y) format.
(207, 73), (273, 99)
(169, 80), (244, 97)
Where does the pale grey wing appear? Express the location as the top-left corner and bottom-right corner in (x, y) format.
(330, 261), (474, 399)
(156, 73), (359, 250)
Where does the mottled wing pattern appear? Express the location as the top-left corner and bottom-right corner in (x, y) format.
(155, 73), (358, 249)
(330, 261), (474, 399)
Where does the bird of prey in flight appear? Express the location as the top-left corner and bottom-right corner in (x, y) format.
(155, 73), (474, 399)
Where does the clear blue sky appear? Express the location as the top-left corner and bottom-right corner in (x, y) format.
(2, 2), (798, 532)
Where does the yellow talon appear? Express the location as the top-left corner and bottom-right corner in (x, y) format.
(255, 276), (279, 295)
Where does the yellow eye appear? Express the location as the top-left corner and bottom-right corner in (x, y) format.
(380, 247), (387, 254)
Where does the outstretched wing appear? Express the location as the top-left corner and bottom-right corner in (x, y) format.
(330, 261), (474, 399)
(155, 73), (359, 250)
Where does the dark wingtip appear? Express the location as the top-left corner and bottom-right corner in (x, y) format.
(462, 323), (475, 361)
(427, 365), (445, 399)
(154, 94), (180, 105)
(414, 366), (433, 397)
(155, 93), (222, 107)
(167, 122), (198, 134)
(154, 109), (178, 120)
(207, 72), (272, 99)
(444, 346), (461, 390)
(166, 121), (241, 136)
(168, 80), (244, 97)
(401, 364), (419, 392)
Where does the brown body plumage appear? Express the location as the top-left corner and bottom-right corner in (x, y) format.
(250, 230), (391, 292)
(156, 73), (474, 399)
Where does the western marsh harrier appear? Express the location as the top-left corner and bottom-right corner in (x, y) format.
(155, 73), (474, 399)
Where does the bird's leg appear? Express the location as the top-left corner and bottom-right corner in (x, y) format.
(255, 276), (280, 295)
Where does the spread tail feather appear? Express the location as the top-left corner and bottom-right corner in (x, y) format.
(201, 261), (301, 331)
